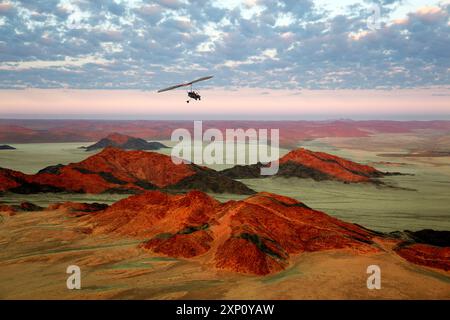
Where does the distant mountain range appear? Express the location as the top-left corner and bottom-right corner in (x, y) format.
(2, 119), (450, 148)
(80, 133), (168, 151)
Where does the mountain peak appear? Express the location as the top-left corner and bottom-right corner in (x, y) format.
(104, 132), (131, 145)
(83, 133), (168, 152)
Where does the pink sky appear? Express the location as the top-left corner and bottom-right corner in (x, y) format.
(0, 88), (449, 120)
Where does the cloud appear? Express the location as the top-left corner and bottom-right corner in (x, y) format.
(135, 4), (163, 24)
(0, 3), (14, 14)
(0, 0), (448, 90)
(156, 0), (183, 10)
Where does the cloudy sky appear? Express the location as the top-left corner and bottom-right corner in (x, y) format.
(0, 0), (449, 119)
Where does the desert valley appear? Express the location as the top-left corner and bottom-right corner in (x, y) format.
(0, 120), (449, 299)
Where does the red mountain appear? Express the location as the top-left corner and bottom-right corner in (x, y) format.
(88, 190), (450, 275)
(56, 147), (195, 189)
(0, 167), (26, 191)
(393, 230), (450, 271)
(90, 190), (379, 275)
(221, 148), (385, 183)
(0, 147), (254, 195)
(279, 148), (383, 182)
(93, 190), (219, 237)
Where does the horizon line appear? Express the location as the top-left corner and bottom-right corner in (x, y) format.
(2, 115), (450, 122)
